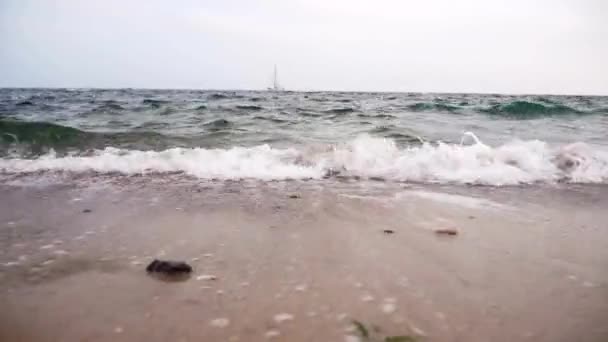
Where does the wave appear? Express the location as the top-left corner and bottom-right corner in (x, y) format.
(0, 120), (183, 156)
(323, 107), (356, 114)
(401, 100), (602, 118)
(208, 93), (228, 100)
(481, 101), (579, 118)
(358, 113), (397, 119)
(406, 102), (461, 112)
(203, 119), (233, 130)
(1, 134), (607, 185)
(1, 120), (87, 148)
(142, 99), (169, 107)
(253, 116), (290, 124)
(236, 105), (263, 111)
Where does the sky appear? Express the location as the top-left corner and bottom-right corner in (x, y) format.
(0, 0), (607, 94)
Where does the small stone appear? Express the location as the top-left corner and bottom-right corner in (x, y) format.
(274, 313), (294, 323)
(40, 244), (54, 250)
(435, 228), (458, 236)
(295, 284), (308, 292)
(209, 318), (230, 328)
(146, 259), (192, 276)
(288, 194), (301, 199)
(383, 229), (395, 234)
(114, 326), (123, 334)
(82, 209), (92, 213)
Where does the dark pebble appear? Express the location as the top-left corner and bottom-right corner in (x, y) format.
(289, 194), (301, 199)
(82, 209), (92, 213)
(146, 259), (193, 275)
(383, 229), (395, 234)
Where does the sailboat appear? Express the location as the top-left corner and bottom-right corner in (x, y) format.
(267, 64), (284, 91)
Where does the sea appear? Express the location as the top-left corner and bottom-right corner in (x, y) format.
(1, 88), (607, 186)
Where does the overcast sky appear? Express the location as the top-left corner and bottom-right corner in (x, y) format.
(1, 0), (607, 94)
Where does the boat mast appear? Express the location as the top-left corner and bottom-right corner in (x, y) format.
(273, 64), (278, 90)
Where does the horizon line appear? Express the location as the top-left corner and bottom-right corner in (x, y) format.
(0, 86), (606, 97)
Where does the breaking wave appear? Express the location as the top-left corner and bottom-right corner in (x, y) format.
(1, 134), (607, 185)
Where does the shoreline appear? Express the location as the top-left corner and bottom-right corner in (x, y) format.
(1, 178), (607, 341)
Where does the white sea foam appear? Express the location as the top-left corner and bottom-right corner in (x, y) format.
(1, 135), (607, 185)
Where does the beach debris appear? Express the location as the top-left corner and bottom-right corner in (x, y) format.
(351, 320), (417, 342)
(434, 228), (458, 236)
(196, 274), (217, 281)
(383, 229), (395, 234)
(385, 337), (417, 342)
(352, 321), (369, 339)
(273, 313), (294, 324)
(288, 194), (301, 199)
(209, 318), (230, 328)
(146, 259), (192, 276)
(82, 209), (92, 213)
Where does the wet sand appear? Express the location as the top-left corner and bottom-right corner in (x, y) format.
(1, 176), (607, 341)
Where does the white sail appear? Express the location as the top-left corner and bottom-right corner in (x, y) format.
(268, 65), (284, 91)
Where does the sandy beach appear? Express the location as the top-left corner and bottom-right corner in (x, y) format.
(0, 175), (607, 342)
